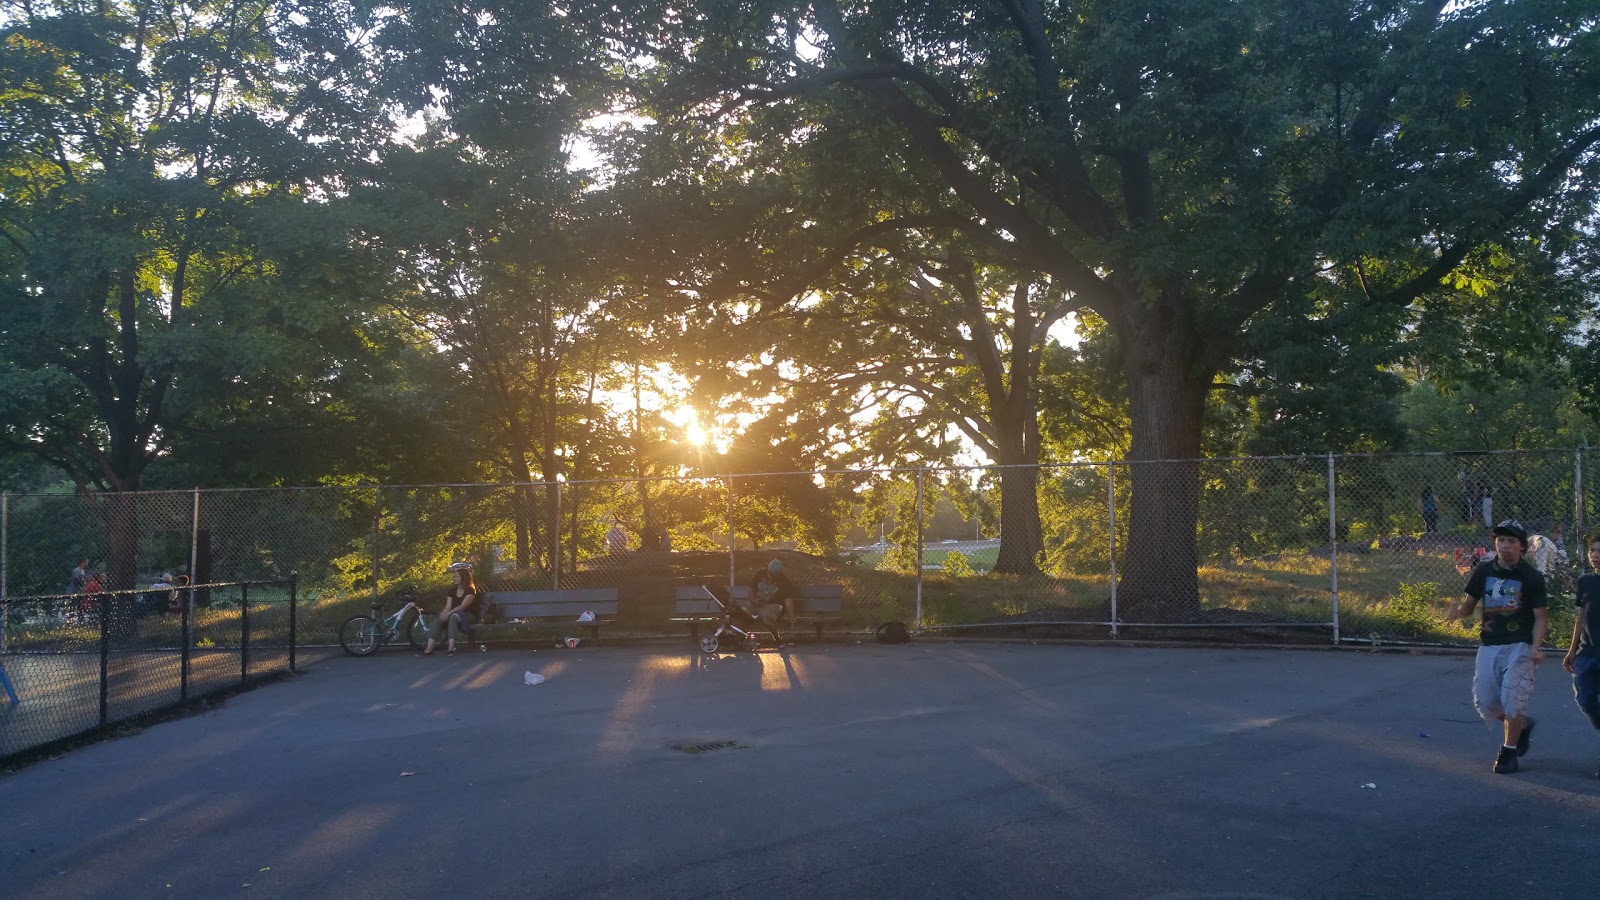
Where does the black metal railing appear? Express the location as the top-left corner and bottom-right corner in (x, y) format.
(0, 575), (297, 762)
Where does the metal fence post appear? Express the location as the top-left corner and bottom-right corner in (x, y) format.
(240, 582), (250, 686)
(288, 570), (298, 675)
(181, 489), (197, 699)
(1576, 448), (1585, 544)
(179, 589), (191, 703)
(1328, 452), (1340, 645)
(1108, 461), (1118, 639)
(98, 592), (110, 726)
(1, 491), (8, 655)
(189, 485), (200, 620)
(914, 468), (925, 634)
(550, 481), (561, 591)
(727, 475), (737, 591)
(371, 485), (381, 603)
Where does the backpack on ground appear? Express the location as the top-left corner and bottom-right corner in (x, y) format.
(875, 621), (912, 644)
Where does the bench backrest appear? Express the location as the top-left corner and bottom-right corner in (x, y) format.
(487, 588), (619, 620)
(728, 583), (842, 614)
(674, 585), (722, 616)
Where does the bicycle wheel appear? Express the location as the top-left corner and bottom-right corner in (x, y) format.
(339, 615), (383, 657)
(407, 615), (431, 652)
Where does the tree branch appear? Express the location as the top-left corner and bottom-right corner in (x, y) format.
(1375, 122), (1600, 308)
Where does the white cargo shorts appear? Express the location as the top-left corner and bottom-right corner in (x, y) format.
(1473, 642), (1536, 721)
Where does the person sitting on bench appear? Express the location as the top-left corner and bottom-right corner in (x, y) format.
(744, 559), (796, 646)
(423, 562), (478, 656)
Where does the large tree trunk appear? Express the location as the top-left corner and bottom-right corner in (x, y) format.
(1115, 323), (1210, 620)
(507, 443), (535, 572)
(992, 429), (1044, 575)
(991, 351), (1045, 575)
(105, 490), (140, 593)
(631, 361), (659, 550)
(515, 484), (533, 571)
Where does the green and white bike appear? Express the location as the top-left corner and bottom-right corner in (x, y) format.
(339, 586), (433, 657)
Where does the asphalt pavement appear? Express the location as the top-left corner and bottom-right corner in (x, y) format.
(3, 641), (1600, 899)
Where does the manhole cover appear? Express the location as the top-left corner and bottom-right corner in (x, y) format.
(670, 740), (748, 754)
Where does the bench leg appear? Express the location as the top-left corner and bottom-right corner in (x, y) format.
(815, 622), (823, 642)
(588, 624), (600, 645)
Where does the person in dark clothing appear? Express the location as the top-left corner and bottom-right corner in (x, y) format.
(1420, 485), (1439, 533)
(1563, 533), (1600, 778)
(423, 562), (478, 656)
(745, 559), (796, 646)
(1446, 519), (1549, 774)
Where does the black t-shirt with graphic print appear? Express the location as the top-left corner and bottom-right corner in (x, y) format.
(1573, 573), (1600, 659)
(1463, 558), (1547, 646)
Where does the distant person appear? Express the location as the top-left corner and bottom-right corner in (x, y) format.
(1446, 519), (1548, 774)
(606, 518), (630, 555)
(78, 569), (104, 620)
(1480, 484), (1494, 529)
(1529, 523), (1571, 587)
(423, 562), (478, 656)
(1562, 533), (1600, 778)
(157, 573), (180, 612)
(57, 557), (89, 619)
(1420, 485), (1439, 533)
(745, 559), (796, 645)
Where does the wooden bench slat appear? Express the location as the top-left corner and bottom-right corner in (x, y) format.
(672, 598), (722, 616)
(726, 589), (841, 615)
(728, 585), (842, 600)
(492, 600), (619, 618)
(490, 588), (618, 605)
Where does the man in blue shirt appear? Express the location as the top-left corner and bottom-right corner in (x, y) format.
(1447, 519), (1549, 774)
(1562, 532), (1600, 778)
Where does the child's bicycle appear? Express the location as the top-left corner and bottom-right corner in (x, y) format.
(339, 586), (434, 657)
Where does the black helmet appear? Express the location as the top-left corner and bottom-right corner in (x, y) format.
(1492, 519), (1529, 548)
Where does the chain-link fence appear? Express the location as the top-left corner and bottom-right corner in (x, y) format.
(0, 577), (298, 760)
(6, 449), (1594, 757)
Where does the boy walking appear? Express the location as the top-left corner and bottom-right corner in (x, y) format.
(1562, 533), (1600, 778)
(1446, 519), (1548, 774)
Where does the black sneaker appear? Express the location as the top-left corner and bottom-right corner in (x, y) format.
(1516, 718), (1536, 757)
(1495, 746), (1518, 775)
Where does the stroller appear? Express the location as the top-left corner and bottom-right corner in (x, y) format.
(692, 584), (779, 654)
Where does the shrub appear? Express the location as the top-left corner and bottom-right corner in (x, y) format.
(1387, 581), (1441, 636)
(943, 550), (974, 578)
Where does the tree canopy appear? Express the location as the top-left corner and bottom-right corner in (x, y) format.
(2, 0), (1599, 608)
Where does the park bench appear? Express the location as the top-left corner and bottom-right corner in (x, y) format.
(728, 583), (843, 641)
(670, 585), (725, 639)
(474, 588), (619, 646)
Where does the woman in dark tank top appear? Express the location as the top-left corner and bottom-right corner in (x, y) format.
(422, 563), (478, 656)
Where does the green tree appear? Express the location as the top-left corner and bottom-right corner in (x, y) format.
(0, 0), (397, 587)
(576, 0), (1600, 613)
